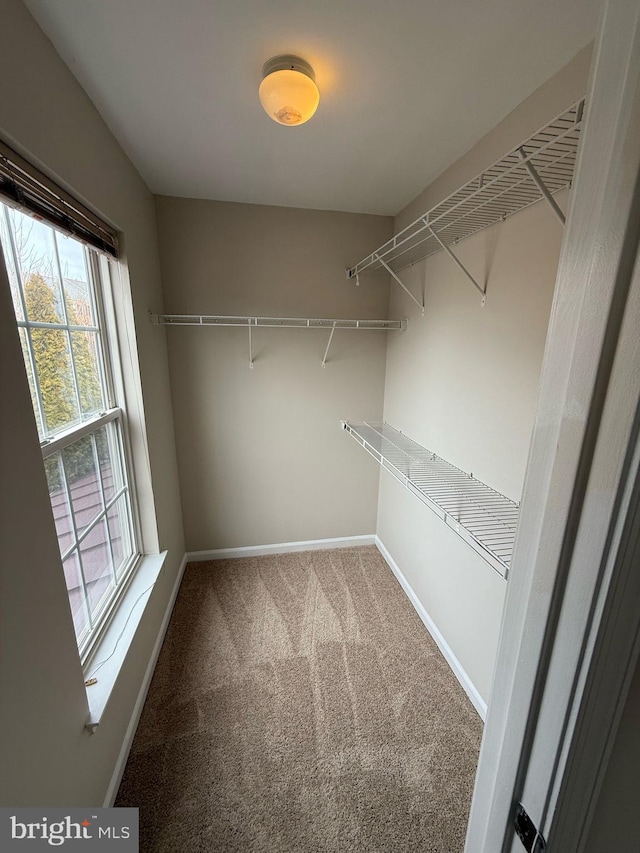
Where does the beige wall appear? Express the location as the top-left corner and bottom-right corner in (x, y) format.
(376, 49), (591, 704)
(0, 0), (184, 805)
(156, 197), (392, 550)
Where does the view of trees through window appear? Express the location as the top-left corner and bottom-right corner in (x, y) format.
(27, 271), (101, 425)
(1, 203), (137, 651)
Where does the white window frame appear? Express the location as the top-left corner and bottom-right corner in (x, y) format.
(1, 203), (143, 663)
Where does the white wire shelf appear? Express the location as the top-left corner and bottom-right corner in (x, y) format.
(150, 313), (406, 368)
(347, 99), (584, 281)
(342, 421), (518, 578)
(150, 313), (406, 330)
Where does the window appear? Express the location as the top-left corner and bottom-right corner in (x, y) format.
(0, 202), (139, 658)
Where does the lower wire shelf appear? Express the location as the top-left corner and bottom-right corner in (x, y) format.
(342, 421), (517, 578)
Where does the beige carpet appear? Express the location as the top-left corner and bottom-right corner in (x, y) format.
(116, 545), (482, 852)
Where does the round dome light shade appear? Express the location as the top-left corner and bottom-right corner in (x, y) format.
(259, 66), (319, 126)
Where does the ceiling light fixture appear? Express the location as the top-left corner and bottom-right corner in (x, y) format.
(259, 55), (319, 127)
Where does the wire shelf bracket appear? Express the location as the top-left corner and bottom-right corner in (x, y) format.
(346, 99), (584, 308)
(150, 313), (407, 368)
(518, 146), (566, 225)
(425, 223), (486, 304)
(322, 322), (337, 368)
(374, 253), (425, 315)
(342, 420), (518, 578)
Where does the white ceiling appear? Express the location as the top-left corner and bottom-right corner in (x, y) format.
(24, 0), (599, 215)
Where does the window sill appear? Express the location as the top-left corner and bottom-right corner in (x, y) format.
(83, 551), (167, 733)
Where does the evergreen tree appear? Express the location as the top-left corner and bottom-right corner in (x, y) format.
(66, 298), (103, 416)
(24, 274), (97, 491)
(24, 273), (76, 432)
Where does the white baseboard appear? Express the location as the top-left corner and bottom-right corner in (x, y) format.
(102, 552), (188, 807)
(186, 534), (377, 562)
(375, 536), (487, 721)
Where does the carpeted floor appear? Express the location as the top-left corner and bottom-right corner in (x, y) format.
(116, 546), (482, 852)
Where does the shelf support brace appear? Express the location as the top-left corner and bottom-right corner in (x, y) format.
(426, 225), (486, 304)
(248, 319), (254, 369)
(374, 253), (425, 314)
(518, 147), (566, 225)
(322, 322), (337, 368)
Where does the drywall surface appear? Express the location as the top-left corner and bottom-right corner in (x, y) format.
(0, 0), (184, 805)
(156, 197), (392, 550)
(377, 193), (566, 700)
(377, 475), (508, 702)
(376, 45), (587, 701)
(384, 193), (568, 503)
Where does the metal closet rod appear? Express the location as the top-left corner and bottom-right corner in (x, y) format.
(150, 313), (407, 330)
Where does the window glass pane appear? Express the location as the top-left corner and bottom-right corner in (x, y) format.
(71, 330), (104, 417)
(8, 208), (66, 322)
(45, 453), (74, 555)
(63, 549), (90, 642)
(80, 518), (115, 618)
(57, 233), (95, 327)
(31, 328), (80, 435)
(107, 495), (133, 579)
(18, 328), (43, 438)
(63, 434), (103, 533)
(22, 270), (64, 325)
(95, 422), (124, 503)
(0, 211), (24, 320)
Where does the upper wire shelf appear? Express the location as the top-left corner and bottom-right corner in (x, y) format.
(342, 421), (518, 578)
(347, 99), (584, 280)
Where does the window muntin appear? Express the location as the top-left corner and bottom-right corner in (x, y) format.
(1, 202), (138, 655)
(2, 206), (108, 441)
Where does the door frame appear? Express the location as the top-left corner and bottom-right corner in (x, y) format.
(466, 2), (640, 850)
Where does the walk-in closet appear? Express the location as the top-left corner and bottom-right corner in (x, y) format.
(6, 1), (640, 851)
(114, 64), (588, 848)
(153, 83), (585, 714)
